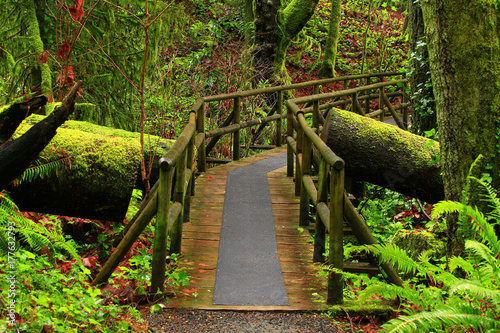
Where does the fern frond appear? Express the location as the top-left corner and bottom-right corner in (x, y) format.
(14, 145), (72, 185)
(450, 280), (500, 304)
(362, 243), (431, 277)
(0, 191), (80, 260)
(383, 304), (500, 333)
(432, 200), (500, 256)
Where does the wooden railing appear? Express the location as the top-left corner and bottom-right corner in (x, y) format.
(92, 72), (406, 302)
(286, 78), (407, 304)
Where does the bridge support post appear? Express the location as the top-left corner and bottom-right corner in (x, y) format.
(151, 166), (175, 295)
(276, 90), (283, 147)
(286, 105), (294, 177)
(327, 166), (344, 305)
(314, 158), (328, 263)
(232, 96), (241, 161)
(170, 149), (187, 256)
(299, 129), (312, 227)
(197, 102), (206, 172)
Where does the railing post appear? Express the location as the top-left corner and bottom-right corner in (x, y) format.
(379, 87), (385, 122)
(299, 127), (312, 227)
(169, 149), (187, 256)
(351, 92), (358, 114)
(365, 76), (371, 113)
(233, 96), (241, 161)
(295, 115), (303, 196)
(197, 102), (206, 172)
(403, 80), (409, 126)
(186, 132), (195, 213)
(313, 85), (320, 130)
(314, 158), (328, 262)
(342, 80), (348, 110)
(286, 104), (294, 177)
(276, 90), (283, 147)
(150, 166), (175, 295)
(327, 165), (344, 305)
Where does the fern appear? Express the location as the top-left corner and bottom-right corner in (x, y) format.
(14, 145), (72, 186)
(383, 304), (500, 333)
(350, 176), (500, 332)
(0, 191), (80, 261)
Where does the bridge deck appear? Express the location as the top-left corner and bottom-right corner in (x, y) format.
(165, 147), (328, 310)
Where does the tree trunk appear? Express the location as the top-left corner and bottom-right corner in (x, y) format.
(8, 115), (172, 222)
(275, 0), (320, 77)
(421, 0), (500, 253)
(0, 82), (81, 192)
(252, 0), (319, 82)
(27, 0), (52, 106)
(319, 0), (342, 78)
(0, 95), (48, 143)
(408, 0), (436, 134)
(253, 0), (281, 82)
(321, 109), (443, 203)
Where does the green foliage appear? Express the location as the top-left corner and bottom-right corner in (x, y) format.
(345, 177), (500, 332)
(0, 191), (80, 260)
(0, 249), (144, 332)
(14, 145), (72, 186)
(357, 184), (411, 243)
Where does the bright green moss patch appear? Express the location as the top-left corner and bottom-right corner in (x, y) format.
(327, 299), (393, 317)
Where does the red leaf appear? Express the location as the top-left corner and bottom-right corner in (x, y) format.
(68, 0), (85, 22)
(56, 66), (75, 87)
(57, 41), (71, 60)
(37, 51), (49, 64)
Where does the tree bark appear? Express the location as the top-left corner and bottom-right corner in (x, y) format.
(8, 115), (171, 222)
(321, 109), (443, 203)
(319, 0), (342, 78)
(0, 95), (48, 144)
(408, 0), (436, 134)
(252, 0), (319, 82)
(0, 82), (81, 192)
(27, 0), (52, 105)
(421, 0), (500, 252)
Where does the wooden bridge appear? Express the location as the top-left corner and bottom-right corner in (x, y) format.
(92, 72), (407, 308)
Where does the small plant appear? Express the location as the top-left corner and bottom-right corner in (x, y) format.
(345, 176), (500, 332)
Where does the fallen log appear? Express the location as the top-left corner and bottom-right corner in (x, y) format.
(0, 95), (48, 144)
(8, 115), (173, 222)
(321, 108), (443, 203)
(0, 83), (81, 191)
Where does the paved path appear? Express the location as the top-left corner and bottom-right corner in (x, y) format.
(213, 153), (289, 306)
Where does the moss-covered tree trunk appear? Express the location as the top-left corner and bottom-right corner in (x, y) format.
(27, 0), (52, 106)
(321, 109), (443, 203)
(318, 0), (342, 78)
(252, 0), (319, 82)
(421, 0), (500, 252)
(408, 0), (436, 134)
(8, 114), (172, 222)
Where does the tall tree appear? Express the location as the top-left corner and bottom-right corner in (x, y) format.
(318, 0), (342, 78)
(421, 0), (500, 253)
(407, 0), (436, 134)
(252, 0), (320, 82)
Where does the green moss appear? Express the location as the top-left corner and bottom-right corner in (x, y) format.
(326, 299), (393, 317)
(391, 229), (446, 261)
(331, 108), (440, 170)
(14, 117), (174, 198)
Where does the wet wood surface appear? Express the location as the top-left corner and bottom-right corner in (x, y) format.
(164, 147), (328, 310)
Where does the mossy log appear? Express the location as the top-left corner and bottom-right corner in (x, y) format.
(321, 108), (443, 203)
(8, 115), (173, 222)
(0, 95), (48, 143)
(0, 83), (81, 191)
